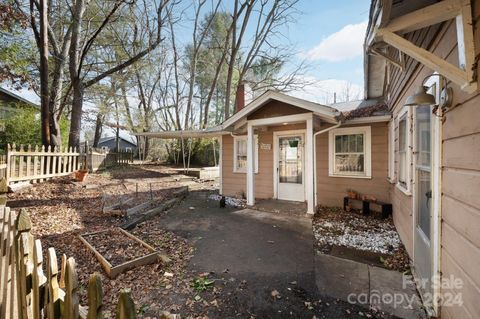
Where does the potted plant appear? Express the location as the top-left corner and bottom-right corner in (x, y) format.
(346, 189), (357, 199)
(75, 169), (88, 182)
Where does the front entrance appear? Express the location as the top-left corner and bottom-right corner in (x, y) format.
(413, 104), (433, 298)
(275, 132), (305, 202)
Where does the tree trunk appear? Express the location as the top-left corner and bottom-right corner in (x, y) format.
(39, 0), (50, 146)
(92, 113), (103, 147)
(67, 0), (85, 149)
(68, 80), (83, 148)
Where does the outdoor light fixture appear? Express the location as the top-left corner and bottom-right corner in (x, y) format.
(405, 74), (452, 109)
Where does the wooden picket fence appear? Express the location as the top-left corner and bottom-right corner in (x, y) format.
(0, 206), (138, 318)
(2, 144), (134, 185)
(5, 144), (81, 185)
(87, 149), (133, 173)
(0, 155), (6, 180)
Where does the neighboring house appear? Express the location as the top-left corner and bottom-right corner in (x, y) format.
(364, 0), (480, 318)
(92, 136), (137, 152)
(0, 87), (39, 131)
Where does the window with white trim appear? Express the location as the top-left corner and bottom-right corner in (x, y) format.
(397, 105), (411, 193)
(388, 120), (395, 182)
(233, 135), (258, 173)
(328, 126), (371, 178)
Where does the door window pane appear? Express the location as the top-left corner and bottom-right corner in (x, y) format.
(416, 106), (431, 167)
(416, 105), (432, 240)
(417, 170), (431, 239)
(279, 136), (302, 184)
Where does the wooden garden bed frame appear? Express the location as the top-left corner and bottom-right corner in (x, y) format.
(79, 227), (169, 279)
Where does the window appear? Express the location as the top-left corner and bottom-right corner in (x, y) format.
(388, 120), (395, 182)
(233, 135), (258, 173)
(329, 126), (371, 178)
(397, 106), (411, 194)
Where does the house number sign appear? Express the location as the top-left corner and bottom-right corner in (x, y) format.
(260, 143), (271, 150)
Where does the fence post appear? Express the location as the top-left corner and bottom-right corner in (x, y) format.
(64, 257), (79, 319)
(86, 273), (103, 319)
(116, 289), (136, 319)
(45, 248), (61, 319)
(1, 208), (18, 319)
(14, 209), (34, 319)
(0, 177), (6, 206)
(32, 239), (46, 319)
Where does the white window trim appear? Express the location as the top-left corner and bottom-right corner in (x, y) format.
(396, 105), (412, 195)
(388, 120), (395, 183)
(233, 135), (258, 173)
(328, 126), (372, 179)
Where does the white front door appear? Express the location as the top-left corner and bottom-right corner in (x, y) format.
(413, 104), (433, 298)
(276, 134), (305, 202)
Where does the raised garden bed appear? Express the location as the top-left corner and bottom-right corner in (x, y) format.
(79, 227), (170, 278)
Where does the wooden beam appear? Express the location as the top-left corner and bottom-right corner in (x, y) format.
(377, 28), (470, 89)
(385, 0), (461, 34)
(456, 0), (475, 82)
(370, 48), (405, 71)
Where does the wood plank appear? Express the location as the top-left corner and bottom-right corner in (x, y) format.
(443, 195), (480, 249)
(385, 0), (460, 34)
(442, 246), (480, 319)
(377, 29), (469, 88)
(443, 222), (480, 288)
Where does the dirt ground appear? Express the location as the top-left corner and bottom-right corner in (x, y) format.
(7, 165), (397, 318)
(7, 165), (215, 317)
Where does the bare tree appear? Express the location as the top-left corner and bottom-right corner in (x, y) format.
(67, 0), (171, 148)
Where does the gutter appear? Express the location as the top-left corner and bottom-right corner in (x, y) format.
(313, 121), (342, 208)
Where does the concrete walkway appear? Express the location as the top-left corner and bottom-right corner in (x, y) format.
(315, 253), (426, 319)
(159, 191), (384, 318)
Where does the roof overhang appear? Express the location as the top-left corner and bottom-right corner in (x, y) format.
(0, 87), (40, 109)
(344, 115), (391, 124)
(364, 0), (477, 99)
(134, 127), (229, 139)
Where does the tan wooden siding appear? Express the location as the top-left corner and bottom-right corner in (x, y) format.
(315, 122), (390, 207)
(385, 11), (480, 318)
(222, 123), (305, 199)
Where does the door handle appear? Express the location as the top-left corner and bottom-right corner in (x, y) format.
(425, 190), (432, 208)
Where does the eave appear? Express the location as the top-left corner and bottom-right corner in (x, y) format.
(364, 0), (477, 98)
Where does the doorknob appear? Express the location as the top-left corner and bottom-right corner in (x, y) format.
(425, 190), (432, 208)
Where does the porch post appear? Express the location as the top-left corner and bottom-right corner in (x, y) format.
(306, 116), (314, 214)
(219, 136), (223, 195)
(246, 123), (255, 206)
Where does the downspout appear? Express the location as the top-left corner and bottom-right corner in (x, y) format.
(313, 121), (342, 208)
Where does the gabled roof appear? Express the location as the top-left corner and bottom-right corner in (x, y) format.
(90, 136), (137, 146)
(336, 103), (390, 122)
(134, 92), (390, 139)
(222, 90), (339, 129)
(329, 99), (383, 112)
(0, 87), (40, 109)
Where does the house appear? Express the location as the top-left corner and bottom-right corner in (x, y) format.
(0, 87), (39, 131)
(135, 0), (480, 317)
(364, 0), (480, 317)
(90, 136), (137, 152)
(136, 90), (391, 215)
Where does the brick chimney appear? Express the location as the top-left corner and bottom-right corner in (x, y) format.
(235, 83), (245, 113)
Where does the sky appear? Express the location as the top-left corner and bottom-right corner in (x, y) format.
(285, 0), (371, 104)
(4, 0), (371, 108)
